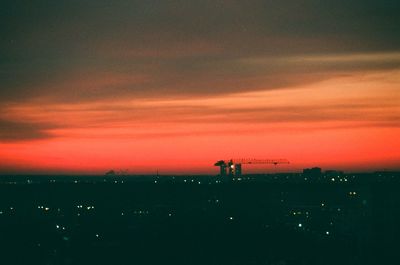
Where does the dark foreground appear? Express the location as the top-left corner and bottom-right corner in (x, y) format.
(0, 173), (399, 265)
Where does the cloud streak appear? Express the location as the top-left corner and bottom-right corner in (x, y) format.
(0, 119), (55, 142)
(1, 70), (398, 143)
(1, 1), (399, 104)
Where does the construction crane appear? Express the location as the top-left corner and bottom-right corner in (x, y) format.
(214, 158), (289, 177)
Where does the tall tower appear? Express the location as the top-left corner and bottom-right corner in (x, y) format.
(228, 160), (235, 176)
(214, 160), (227, 176)
(234, 164), (242, 176)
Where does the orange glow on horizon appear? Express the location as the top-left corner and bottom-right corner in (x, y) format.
(1, 67), (399, 174)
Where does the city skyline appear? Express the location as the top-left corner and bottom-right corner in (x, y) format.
(1, 1), (399, 174)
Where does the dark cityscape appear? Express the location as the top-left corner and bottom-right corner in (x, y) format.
(1, 170), (399, 265)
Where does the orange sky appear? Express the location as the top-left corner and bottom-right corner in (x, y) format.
(1, 2), (399, 174)
(1, 68), (399, 174)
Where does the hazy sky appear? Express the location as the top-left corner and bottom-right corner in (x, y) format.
(1, 0), (399, 174)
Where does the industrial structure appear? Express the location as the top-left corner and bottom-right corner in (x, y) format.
(214, 159), (290, 177)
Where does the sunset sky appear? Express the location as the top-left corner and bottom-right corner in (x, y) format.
(1, 0), (399, 174)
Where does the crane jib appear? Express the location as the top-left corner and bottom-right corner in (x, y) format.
(214, 158), (289, 177)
